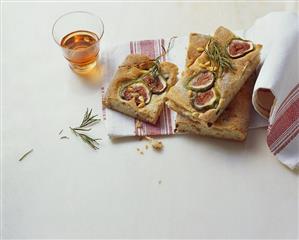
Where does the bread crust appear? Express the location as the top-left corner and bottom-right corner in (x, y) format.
(166, 27), (262, 124)
(103, 54), (178, 124)
(186, 33), (211, 67)
(175, 76), (255, 141)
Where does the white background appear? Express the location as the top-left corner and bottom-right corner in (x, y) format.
(2, 2), (299, 239)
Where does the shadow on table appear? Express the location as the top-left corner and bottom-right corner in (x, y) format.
(110, 129), (299, 173)
(110, 130), (256, 156)
(66, 61), (105, 95)
(75, 61), (105, 86)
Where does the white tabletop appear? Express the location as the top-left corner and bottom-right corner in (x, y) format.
(2, 2), (299, 239)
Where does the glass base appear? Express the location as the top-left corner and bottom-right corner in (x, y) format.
(69, 61), (97, 74)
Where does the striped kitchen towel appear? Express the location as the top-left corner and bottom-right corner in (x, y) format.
(247, 12), (299, 169)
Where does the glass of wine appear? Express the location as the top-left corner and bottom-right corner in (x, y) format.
(52, 11), (104, 73)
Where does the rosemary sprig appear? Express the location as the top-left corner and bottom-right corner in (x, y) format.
(140, 36), (177, 80)
(70, 108), (101, 150)
(119, 37), (177, 82)
(79, 108), (101, 128)
(205, 38), (234, 73)
(70, 130), (101, 150)
(19, 149), (33, 161)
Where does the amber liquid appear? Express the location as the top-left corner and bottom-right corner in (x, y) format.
(61, 30), (100, 72)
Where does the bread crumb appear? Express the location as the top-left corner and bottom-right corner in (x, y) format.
(188, 90), (193, 97)
(136, 120), (143, 129)
(197, 47), (204, 52)
(145, 136), (163, 151)
(137, 147), (144, 155)
(145, 144), (149, 150)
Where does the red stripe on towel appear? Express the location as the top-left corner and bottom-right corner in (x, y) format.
(267, 84), (299, 154)
(273, 84), (299, 121)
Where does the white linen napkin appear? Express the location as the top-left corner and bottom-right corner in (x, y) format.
(101, 11), (298, 169)
(245, 12), (299, 169)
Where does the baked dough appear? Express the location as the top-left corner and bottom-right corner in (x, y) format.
(103, 54), (178, 124)
(166, 27), (262, 124)
(175, 74), (255, 141)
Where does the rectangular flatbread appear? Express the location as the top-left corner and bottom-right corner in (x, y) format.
(167, 27), (262, 125)
(175, 74), (255, 141)
(103, 54), (178, 124)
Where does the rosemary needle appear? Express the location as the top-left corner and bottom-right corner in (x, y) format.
(19, 149), (33, 161)
(58, 129), (63, 135)
(60, 136), (69, 140)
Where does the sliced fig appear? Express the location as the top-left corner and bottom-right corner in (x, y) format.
(143, 74), (167, 94)
(187, 71), (215, 92)
(192, 88), (218, 111)
(227, 38), (254, 58)
(120, 82), (151, 107)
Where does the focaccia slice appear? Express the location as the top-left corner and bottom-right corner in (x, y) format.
(103, 54), (178, 124)
(167, 27), (262, 125)
(175, 75), (254, 141)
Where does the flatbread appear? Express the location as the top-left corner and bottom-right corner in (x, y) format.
(175, 74), (255, 141)
(103, 54), (178, 124)
(167, 27), (262, 124)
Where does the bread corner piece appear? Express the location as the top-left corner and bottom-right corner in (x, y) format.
(103, 54), (178, 124)
(175, 75), (255, 141)
(166, 27), (262, 124)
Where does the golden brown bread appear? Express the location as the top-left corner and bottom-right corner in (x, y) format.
(175, 74), (255, 141)
(103, 54), (178, 124)
(166, 27), (262, 124)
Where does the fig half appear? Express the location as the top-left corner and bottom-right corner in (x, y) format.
(192, 88), (218, 111)
(227, 38), (254, 58)
(120, 82), (151, 107)
(143, 74), (167, 94)
(187, 71), (215, 92)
